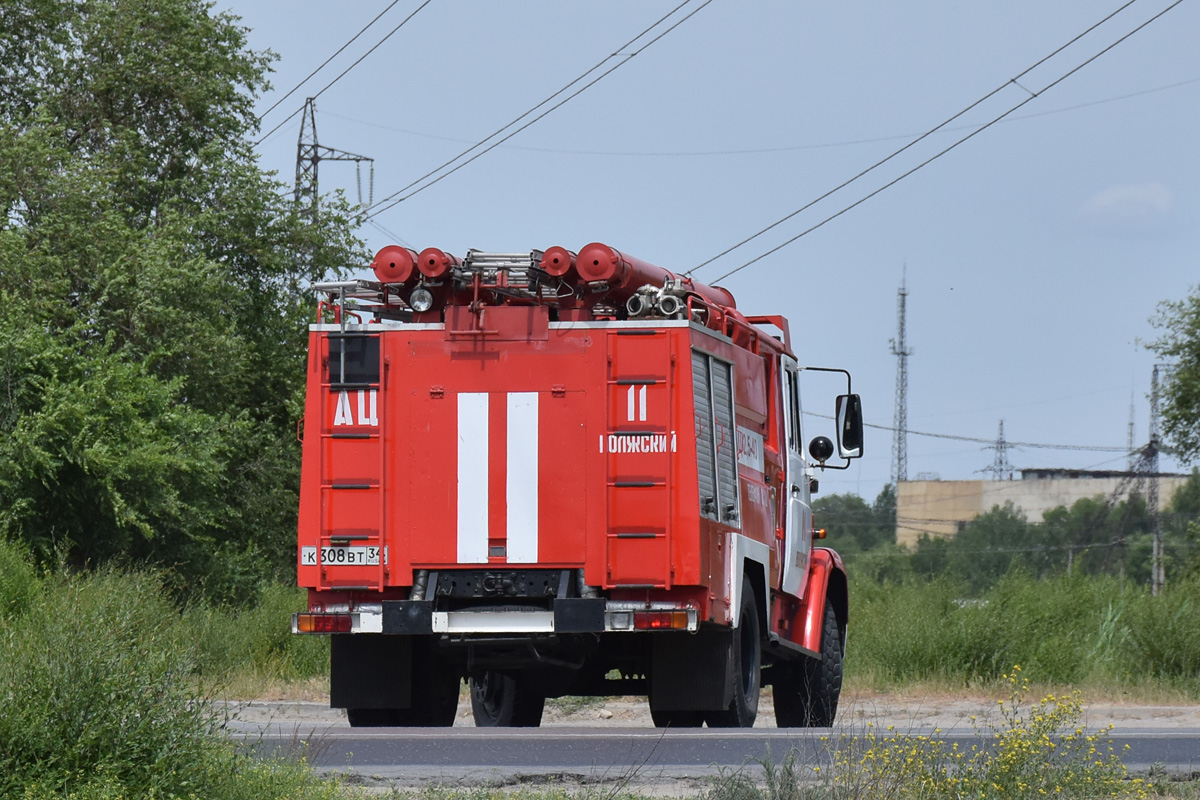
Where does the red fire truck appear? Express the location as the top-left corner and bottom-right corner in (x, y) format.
(293, 242), (863, 728)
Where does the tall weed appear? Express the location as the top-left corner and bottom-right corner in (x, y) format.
(187, 582), (327, 686)
(0, 536), (39, 618)
(0, 568), (342, 798)
(848, 571), (1200, 694)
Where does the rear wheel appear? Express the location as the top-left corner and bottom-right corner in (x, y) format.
(649, 708), (705, 728)
(470, 671), (546, 727)
(773, 597), (843, 727)
(346, 708), (402, 727)
(705, 580), (761, 728)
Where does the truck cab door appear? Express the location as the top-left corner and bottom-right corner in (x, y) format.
(779, 357), (812, 598)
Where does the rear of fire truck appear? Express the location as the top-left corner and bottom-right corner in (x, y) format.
(293, 242), (863, 728)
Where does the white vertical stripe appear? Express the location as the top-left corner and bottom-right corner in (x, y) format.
(627, 385), (635, 422)
(639, 385), (647, 421)
(457, 393), (489, 563)
(506, 392), (539, 563)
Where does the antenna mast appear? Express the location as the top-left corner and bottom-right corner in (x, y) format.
(1149, 365), (1163, 596)
(889, 269), (912, 485)
(1127, 392), (1137, 470)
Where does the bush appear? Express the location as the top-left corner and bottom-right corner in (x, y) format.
(707, 669), (1142, 800)
(828, 668), (1139, 799)
(0, 568), (341, 798)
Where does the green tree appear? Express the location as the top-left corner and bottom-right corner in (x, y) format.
(0, 0), (364, 602)
(814, 485), (896, 553)
(1148, 287), (1200, 462)
(1166, 469), (1200, 577)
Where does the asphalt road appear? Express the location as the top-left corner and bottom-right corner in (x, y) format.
(230, 721), (1200, 787)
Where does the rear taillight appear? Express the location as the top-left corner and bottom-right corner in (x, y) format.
(633, 611), (691, 630)
(293, 613), (353, 634)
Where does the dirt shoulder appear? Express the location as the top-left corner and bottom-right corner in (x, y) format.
(225, 687), (1200, 731)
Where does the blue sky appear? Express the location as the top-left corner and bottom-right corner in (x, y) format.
(229, 0), (1199, 502)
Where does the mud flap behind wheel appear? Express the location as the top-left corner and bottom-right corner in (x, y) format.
(649, 627), (733, 711)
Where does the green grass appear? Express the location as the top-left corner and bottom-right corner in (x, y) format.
(0, 539), (346, 799)
(846, 572), (1200, 697)
(186, 581), (329, 691)
(11, 532), (1200, 798)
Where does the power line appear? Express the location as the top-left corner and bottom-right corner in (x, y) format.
(257, 0), (406, 123)
(255, 1), (433, 146)
(320, 74), (1200, 157)
(363, 0), (712, 219)
(690, 0), (1179, 283)
(804, 411), (1129, 452)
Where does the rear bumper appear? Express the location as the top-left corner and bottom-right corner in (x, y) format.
(293, 599), (699, 635)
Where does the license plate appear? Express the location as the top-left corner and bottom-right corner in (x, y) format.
(320, 546), (379, 566)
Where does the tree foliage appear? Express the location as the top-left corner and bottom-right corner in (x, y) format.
(1149, 287), (1200, 463)
(0, 0), (365, 602)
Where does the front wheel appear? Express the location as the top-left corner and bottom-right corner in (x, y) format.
(470, 671), (545, 727)
(705, 579), (761, 728)
(773, 596), (844, 727)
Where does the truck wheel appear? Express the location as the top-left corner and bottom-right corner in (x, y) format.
(649, 708), (705, 728)
(346, 708), (402, 727)
(470, 671), (545, 727)
(773, 597), (843, 727)
(705, 581), (761, 728)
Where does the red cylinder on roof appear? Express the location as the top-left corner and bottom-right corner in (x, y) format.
(539, 246), (576, 278)
(575, 242), (736, 309)
(417, 247), (462, 280)
(371, 245), (419, 285)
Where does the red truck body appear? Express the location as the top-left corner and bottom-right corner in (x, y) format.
(294, 243), (862, 728)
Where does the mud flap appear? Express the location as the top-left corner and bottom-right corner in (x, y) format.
(330, 634), (412, 710)
(649, 627), (733, 712)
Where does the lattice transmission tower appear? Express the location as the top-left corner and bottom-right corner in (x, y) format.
(982, 419), (1015, 480)
(294, 98), (375, 221)
(889, 271), (913, 485)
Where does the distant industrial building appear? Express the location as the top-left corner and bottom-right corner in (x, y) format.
(896, 469), (1191, 547)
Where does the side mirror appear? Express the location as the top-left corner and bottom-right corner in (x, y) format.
(835, 394), (863, 459)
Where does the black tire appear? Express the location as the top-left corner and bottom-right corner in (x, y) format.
(704, 580), (761, 728)
(346, 707), (403, 727)
(470, 671), (546, 727)
(649, 708), (706, 728)
(773, 596), (843, 727)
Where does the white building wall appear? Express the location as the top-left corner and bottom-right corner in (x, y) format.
(896, 476), (1190, 547)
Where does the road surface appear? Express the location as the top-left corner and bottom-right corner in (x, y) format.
(225, 697), (1200, 790)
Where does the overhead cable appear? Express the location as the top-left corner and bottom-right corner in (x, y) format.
(257, 0), (406, 123)
(255, 1), (433, 146)
(325, 75), (1199, 157)
(804, 411), (1130, 452)
(364, 0), (712, 219)
(691, 0), (1180, 282)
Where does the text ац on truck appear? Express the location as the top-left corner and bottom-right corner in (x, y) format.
(292, 241), (864, 728)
